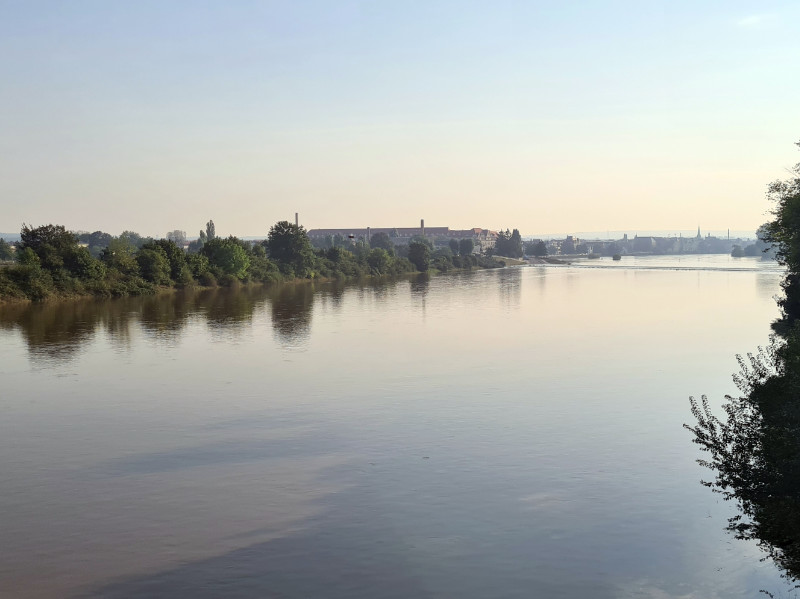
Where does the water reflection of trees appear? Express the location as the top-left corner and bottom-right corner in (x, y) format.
(268, 283), (315, 347)
(498, 267), (522, 308)
(0, 287), (273, 364)
(686, 334), (800, 585)
(0, 299), (101, 363)
(0, 276), (421, 363)
(409, 273), (430, 297)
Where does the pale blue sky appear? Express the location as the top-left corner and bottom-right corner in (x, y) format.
(1, 1), (798, 237)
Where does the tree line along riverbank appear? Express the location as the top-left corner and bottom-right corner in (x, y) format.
(0, 221), (508, 303)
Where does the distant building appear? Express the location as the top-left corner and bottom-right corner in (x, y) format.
(632, 236), (656, 252)
(167, 230), (187, 245)
(306, 225), (498, 253)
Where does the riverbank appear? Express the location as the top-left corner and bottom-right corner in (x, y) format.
(526, 257), (570, 265)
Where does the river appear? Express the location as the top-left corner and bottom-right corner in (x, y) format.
(0, 255), (788, 598)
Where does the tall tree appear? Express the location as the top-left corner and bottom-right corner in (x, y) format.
(763, 141), (800, 332)
(370, 231), (394, 251)
(494, 229), (522, 257)
(118, 231), (150, 249)
(459, 238), (474, 256)
(143, 239), (186, 281)
(136, 247), (171, 285)
(265, 221), (315, 277)
(409, 234), (433, 250)
(509, 229), (523, 258)
(201, 237), (250, 279)
(205, 220), (216, 241)
(0, 238), (13, 261)
(408, 241), (430, 271)
(529, 241), (547, 257)
(19, 224), (103, 279)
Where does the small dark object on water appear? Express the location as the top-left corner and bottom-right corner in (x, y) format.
(613, 254), (622, 261)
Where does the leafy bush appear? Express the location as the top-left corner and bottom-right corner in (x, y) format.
(136, 248), (172, 285)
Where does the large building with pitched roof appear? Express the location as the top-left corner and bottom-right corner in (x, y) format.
(306, 223), (498, 253)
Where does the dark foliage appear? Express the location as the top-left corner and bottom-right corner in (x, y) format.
(686, 141), (800, 588)
(686, 334), (800, 585)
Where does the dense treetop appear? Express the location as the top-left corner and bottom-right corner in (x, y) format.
(0, 219), (501, 302)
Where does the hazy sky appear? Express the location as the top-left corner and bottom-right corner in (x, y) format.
(1, 1), (799, 238)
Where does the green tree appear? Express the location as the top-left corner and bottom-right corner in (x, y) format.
(366, 248), (391, 275)
(266, 221), (315, 277)
(77, 231), (113, 257)
(185, 253), (210, 277)
(143, 239), (186, 281)
(205, 220), (216, 241)
(763, 141), (800, 330)
(686, 333), (800, 583)
(370, 232), (394, 251)
(530, 241), (547, 257)
(19, 223), (104, 280)
(19, 224), (79, 266)
(0, 238), (13, 261)
(8, 249), (54, 300)
(408, 241), (430, 271)
(136, 247), (171, 285)
(494, 228), (524, 257)
(449, 239), (460, 254)
(101, 240), (140, 277)
(731, 244), (744, 258)
(459, 238), (474, 256)
(409, 234), (433, 250)
(201, 237), (250, 279)
(118, 231), (150, 249)
(509, 229), (523, 258)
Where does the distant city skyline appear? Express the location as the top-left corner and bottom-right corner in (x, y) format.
(0, 225), (761, 244)
(2, 2), (799, 236)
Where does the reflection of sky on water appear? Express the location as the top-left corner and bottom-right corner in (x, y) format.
(0, 258), (790, 597)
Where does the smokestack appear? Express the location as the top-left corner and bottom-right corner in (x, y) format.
(367, 227), (371, 243)
(421, 219), (425, 236)
(295, 213), (299, 227)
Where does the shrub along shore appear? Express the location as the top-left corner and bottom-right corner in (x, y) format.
(0, 221), (506, 303)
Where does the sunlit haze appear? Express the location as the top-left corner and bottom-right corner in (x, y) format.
(2, 1), (799, 238)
